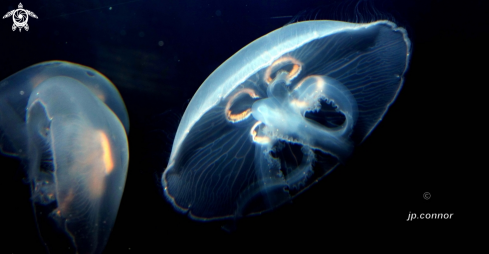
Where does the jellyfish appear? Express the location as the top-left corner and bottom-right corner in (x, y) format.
(162, 20), (410, 221)
(0, 61), (129, 253)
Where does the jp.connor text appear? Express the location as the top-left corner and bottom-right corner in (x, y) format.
(407, 212), (454, 221)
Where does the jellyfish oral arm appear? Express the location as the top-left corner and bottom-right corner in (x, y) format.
(238, 72), (359, 213)
(251, 73), (357, 162)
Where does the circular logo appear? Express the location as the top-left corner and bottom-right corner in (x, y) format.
(13, 9), (28, 26)
(423, 192), (431, 200)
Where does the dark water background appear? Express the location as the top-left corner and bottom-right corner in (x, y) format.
(1, 0), (485, 252)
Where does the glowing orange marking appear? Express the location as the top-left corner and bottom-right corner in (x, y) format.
(58, 188), (75, 215)
(87, 86), (106, 102)
(99, 131), (114, 174)
(250, 121), (271, 144)
(97, 94), (106, 101)
(264, 56), (303, 84)
(226, 108), (252, 122)
(30, 74), (49, 89)
(254, 135), (271, 143)
(225, 88), (259, 123)
(291, 99), (309, 108)
(288, 64), (301, 80)
(250, 121), (261, 136)
(293, 75), (326, 91)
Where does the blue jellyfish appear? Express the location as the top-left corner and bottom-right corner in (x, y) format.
(0, 61), (129, 254)
(163, 20), (411, 220)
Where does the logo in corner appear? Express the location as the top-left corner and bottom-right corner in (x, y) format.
(3, 3), (38, 32)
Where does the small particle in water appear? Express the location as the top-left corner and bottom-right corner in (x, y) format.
(109, 7), (112, 10)
(20, 90), (24, 95)
(158, 41), (164, 46)
(139, 31), (145, 37)
(215, 10), (221, 16)
(120, 30), (126, 36)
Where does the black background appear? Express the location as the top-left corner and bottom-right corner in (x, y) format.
(1, 0), (484, 252)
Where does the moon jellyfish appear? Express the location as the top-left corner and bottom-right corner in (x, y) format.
(0, 61), (129, 253)
(163, 20), (411, 220)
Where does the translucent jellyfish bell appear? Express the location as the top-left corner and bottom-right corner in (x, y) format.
(0, 61), (129, 254)
(163, 20), (411, 220)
